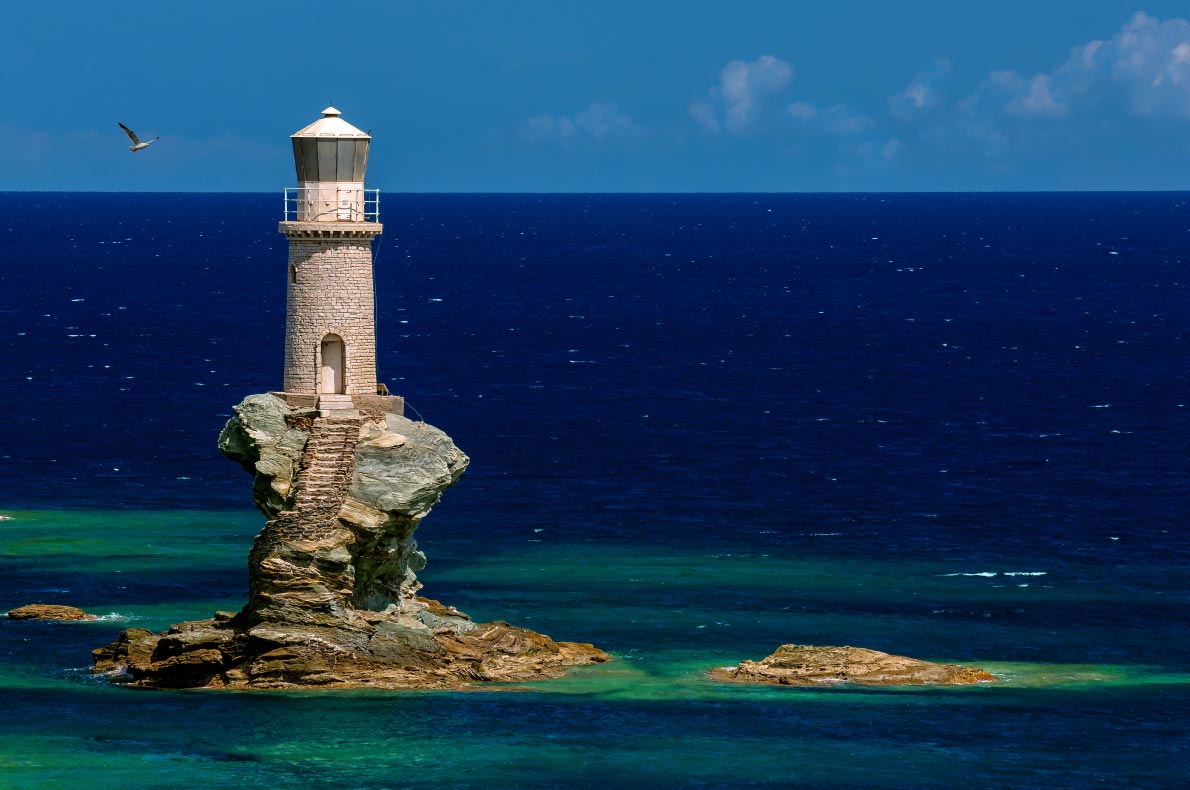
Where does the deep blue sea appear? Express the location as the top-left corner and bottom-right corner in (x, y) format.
(0, 192), (1187, 788)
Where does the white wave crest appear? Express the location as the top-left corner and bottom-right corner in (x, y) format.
(943, 571), (1047, 578)
(93, 612), (144, 622)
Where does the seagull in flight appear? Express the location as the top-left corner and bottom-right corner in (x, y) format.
(118, 122), (159, 152)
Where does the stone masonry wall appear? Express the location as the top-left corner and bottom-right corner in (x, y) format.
(283, 237), (378, 395)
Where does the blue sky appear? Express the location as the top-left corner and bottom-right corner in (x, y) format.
(3, 1), (1190, 192)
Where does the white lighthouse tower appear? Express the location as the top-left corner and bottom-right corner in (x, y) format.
(279, 106), (385, 415)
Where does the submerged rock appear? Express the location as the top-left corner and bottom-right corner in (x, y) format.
(8, 603), (97, 621)
(93, 394), (608, 690)
(710, 644), (996, 687)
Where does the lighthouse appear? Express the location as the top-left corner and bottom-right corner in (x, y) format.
(280, 106), (389, 416)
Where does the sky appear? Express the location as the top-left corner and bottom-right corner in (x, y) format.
(3, 1), (1190, 192)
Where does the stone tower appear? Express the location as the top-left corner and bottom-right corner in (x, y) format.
(280, 106), (382, 402)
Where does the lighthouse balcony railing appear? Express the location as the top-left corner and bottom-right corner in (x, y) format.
(283, 187), (380, 223)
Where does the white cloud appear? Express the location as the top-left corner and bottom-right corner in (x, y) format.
(881, 138), (905, 160)
(1089, 12), (1190, 117)
(964, 12), (1190, 122)
(690, 55), (794, 135)
(787, 102), (876, 135)
(787, 102), (817, 122)
(688, 101), (720, 133)
(957, 70), (1067, 121)
(1004, 74), (1066, 119)
(524, 102), (645, 145)
(889, 59), (951, 119)
(692, 55), (875, 141)
(913, 13), (1190, 157)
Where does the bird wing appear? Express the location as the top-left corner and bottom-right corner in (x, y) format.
(118, 122), (141, 145)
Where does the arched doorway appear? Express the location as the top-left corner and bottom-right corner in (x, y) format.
(320, 334), (346, 394)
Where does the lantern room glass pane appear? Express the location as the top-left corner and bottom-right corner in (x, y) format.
(337, 140), (356, 182)
(317, 139), (338, 181)
(291, 139), (306, 181)
(353, 141), (369, 181)
(299, 138), (319, 181)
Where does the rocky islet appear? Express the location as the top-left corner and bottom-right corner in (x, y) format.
(8, 604), (97, 622)
(710, 644), (997, 687)
(90, 394), (609, 689)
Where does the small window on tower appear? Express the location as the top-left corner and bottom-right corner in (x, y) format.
(290, 265), (297, 284)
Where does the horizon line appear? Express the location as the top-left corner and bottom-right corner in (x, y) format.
(1, 188), (1188, 196)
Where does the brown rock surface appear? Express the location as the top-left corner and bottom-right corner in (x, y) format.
(91, 598), (608, 690)
(710, 644), (996, 687)
(8, 604), (97, 621)
(91, 394), (609, 690)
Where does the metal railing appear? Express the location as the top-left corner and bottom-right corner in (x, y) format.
(283, 187), (380, 222)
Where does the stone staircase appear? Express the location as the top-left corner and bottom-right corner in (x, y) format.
(246, 415), (363, 610)
(287, 416), (362, 527)
(317, 393), (355, 418)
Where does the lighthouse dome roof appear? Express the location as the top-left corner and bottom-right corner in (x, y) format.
(292, 106), (370, 139)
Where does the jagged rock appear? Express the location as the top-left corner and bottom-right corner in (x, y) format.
(217, 393), (312, 516)
(710, 644), (996, 687)
(94, 394), (609, 690)
(92, 597), (606, 690)
(8, 604), (97, 621)
(91, 628), (161, 681)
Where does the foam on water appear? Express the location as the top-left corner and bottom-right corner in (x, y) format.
(943, 571), (1047, 577)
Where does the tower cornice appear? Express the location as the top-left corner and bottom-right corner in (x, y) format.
(279, 221), (383, 239)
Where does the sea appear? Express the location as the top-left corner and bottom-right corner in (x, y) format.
(0, 192), (1186, 788)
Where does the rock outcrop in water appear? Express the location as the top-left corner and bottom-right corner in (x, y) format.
(92, 394), (608, 689)
(8, 604), (96, 621)
(710, 644), (996, 687)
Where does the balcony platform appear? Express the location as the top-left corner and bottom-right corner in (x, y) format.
(279, 221), (383, 239)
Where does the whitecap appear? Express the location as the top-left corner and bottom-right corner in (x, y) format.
(944, 571), (1045, 578)
(0, 515), (13, 521)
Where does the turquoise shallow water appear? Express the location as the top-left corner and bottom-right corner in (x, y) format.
(1, 509), (1185, 789)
